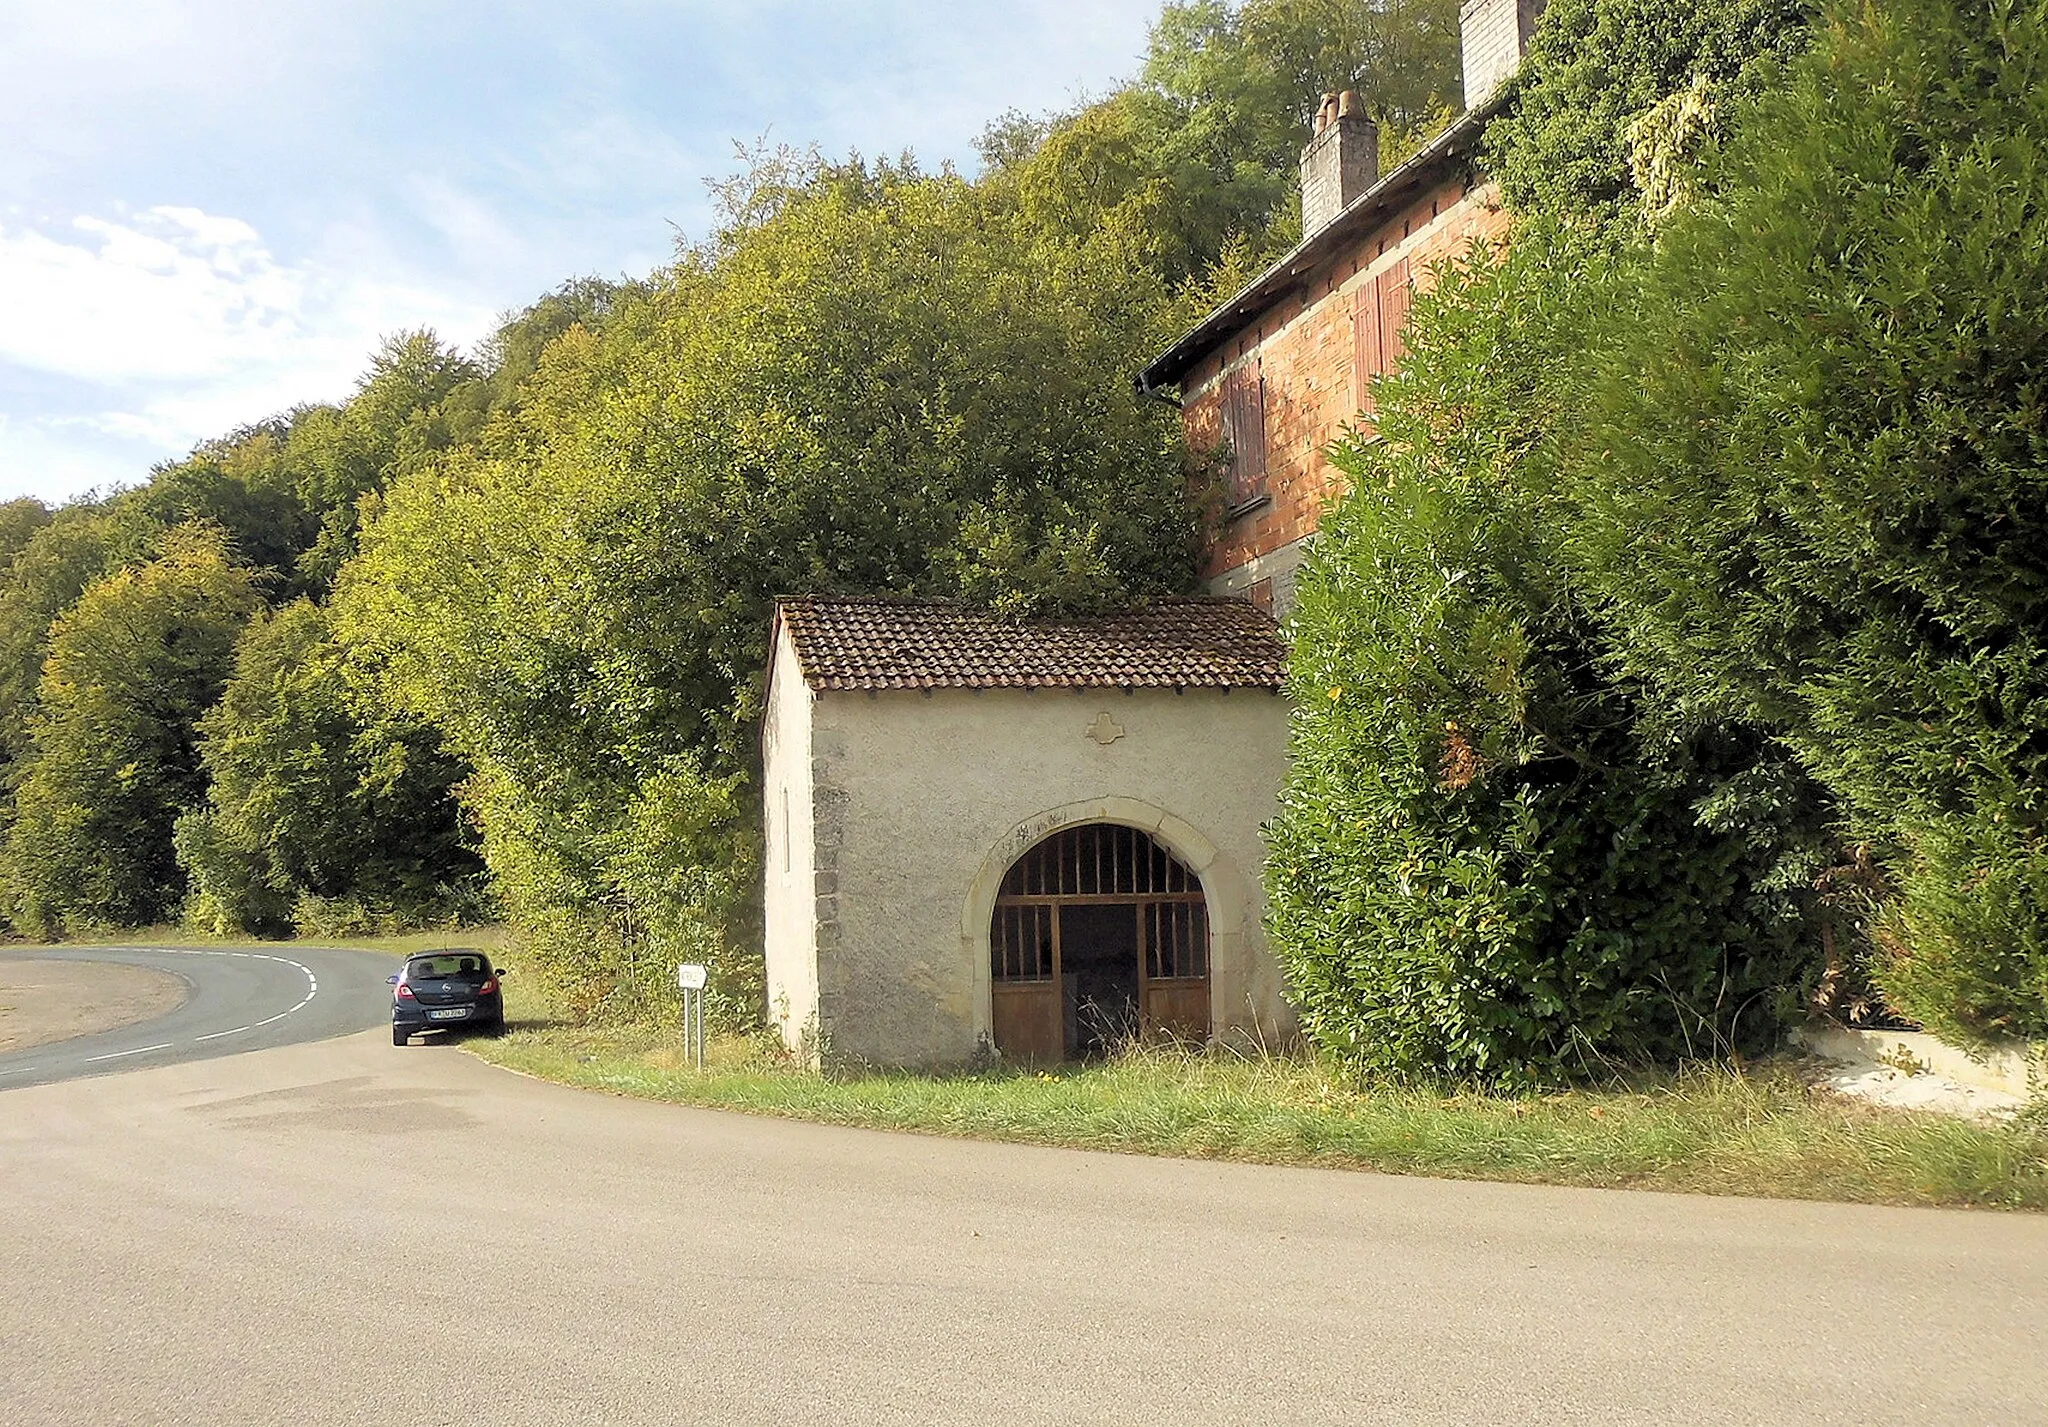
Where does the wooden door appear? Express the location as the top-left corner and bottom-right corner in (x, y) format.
(1141, 899), (1211, 1042)
(991, 903), (1060, 1063)
(990, 824), (1212, 1061)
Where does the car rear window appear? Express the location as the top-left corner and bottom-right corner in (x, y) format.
(406, 955), (490, 980)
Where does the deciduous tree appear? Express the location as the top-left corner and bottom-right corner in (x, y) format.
(3, 527), (259, 934)
(177, 600), (483, 936)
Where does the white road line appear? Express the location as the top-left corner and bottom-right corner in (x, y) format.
(5, 949), (328, 1066)
(180, 952), (321, 1044)
(85, 1043), (172, 1063)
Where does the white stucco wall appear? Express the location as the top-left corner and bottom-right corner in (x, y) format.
(761, 625), (820, 1059)
(808, 684), (1292, 1067)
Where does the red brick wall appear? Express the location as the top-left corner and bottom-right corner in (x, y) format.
(1183, 176), (1512, 581)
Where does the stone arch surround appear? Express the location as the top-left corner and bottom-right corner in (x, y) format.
(960, 796), (1258, 1048)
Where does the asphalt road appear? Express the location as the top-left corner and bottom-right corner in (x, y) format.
(0, 944), (393, 1089)
(3, 1018), (2046, 1426)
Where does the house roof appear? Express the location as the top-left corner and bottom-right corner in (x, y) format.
(772, 595), (1287, 692)
(1135, 101), (1498, 395)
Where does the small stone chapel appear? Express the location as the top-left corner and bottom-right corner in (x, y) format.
(761, 596), (1290, 1067)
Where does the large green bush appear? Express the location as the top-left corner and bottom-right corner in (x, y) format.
(1485, 0), (1811, 229)
(1265, 0), (1835, 1082)
(1559, 0), (2048, 1041)
(1268, 241), (1829, 1085)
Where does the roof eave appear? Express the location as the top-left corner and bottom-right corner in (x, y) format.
(1135, 102), (1501, 396)
(760, 603), (787, 748)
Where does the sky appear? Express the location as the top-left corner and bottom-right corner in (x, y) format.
(0, 0), (1164, 505)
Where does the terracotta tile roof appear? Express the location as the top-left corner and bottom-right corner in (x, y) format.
(774, 596), (1286, 691)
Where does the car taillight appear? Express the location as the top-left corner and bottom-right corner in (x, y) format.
(396, 982), (416, 999)
(478, 978), (498, 995)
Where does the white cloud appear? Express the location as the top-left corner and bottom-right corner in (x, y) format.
(0, 3), (1168, 504)
(0, 204), (499, 502)
(0, 208), (308, 384)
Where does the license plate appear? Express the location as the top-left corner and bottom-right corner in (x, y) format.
(427, 1008), (471, 1021)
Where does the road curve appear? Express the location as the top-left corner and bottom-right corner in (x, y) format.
(0, 944), (392, 1088)
(3, 1028), (2047, 1426)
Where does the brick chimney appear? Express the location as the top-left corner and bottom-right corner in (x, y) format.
(1460, 0), (1544, 108)
(1299, 90), (1377, 238)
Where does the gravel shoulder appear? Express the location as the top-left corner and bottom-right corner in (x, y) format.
(0, 957), (190, 1053)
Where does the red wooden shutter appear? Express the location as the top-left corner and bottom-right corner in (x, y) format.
(1378, 258), (1413, 372)
(1352, 282), (1384, 415)
(1221, 359), (1266, 506)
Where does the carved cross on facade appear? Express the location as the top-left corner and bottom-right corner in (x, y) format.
(1084, 712), (1126, 746)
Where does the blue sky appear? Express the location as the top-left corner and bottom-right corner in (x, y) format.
(0, 0), (1163, 505)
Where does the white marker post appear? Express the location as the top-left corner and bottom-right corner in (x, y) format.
(676, 963), (708, 1070)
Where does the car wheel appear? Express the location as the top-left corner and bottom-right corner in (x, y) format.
(392, 1026), (409, 1047)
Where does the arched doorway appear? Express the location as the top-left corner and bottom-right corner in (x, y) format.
(988, 823), (1210, 1062)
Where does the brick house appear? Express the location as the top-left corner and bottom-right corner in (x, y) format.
(1137, 0), (1543, 617)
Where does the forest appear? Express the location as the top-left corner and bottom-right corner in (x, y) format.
(4, 0), (2044, 1080)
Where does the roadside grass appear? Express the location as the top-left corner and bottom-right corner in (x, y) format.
(25, 927), (2043, 1208)
(18, 925), (510, 959)
(472, 976), (2048, 1212)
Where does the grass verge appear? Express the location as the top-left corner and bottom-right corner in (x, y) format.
(29, 929), (2039, 1209)
(473, 978), (2048, 1212)
(21, 924), (510, 958)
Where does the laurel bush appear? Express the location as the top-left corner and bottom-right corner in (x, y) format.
(1267, 239), (1830, 1086)
(1560, 0), (2048, 1041)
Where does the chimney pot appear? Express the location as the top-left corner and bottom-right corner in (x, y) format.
(1300, 102), (1378, 238)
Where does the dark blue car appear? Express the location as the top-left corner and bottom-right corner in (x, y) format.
(390, 952), (505, 1045)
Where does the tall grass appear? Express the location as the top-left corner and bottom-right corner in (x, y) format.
(472, 997), (2048, 1211)
(20, 925), (511, 956)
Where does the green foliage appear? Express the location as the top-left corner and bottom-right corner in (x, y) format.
(342, 158), (1203, 1019)
(469, 276), (645, 419)
(1268, 234), (1830, 1086)
(461, 755), (758, 1026)
(283, 332), (485, 591)
(0, 506), (116, 764)
(176, 600), (484, 937)
(111, 427), (319, 580)
(0, 322), (513, 934)
(1557, 0), (2048, 1041)
(1484, 0), (1811, 230)
(75, 332), (496, 608)
(0, 500), (53, 573)
(2, 528), (260, 935)
(983, 0), (1464, 279)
